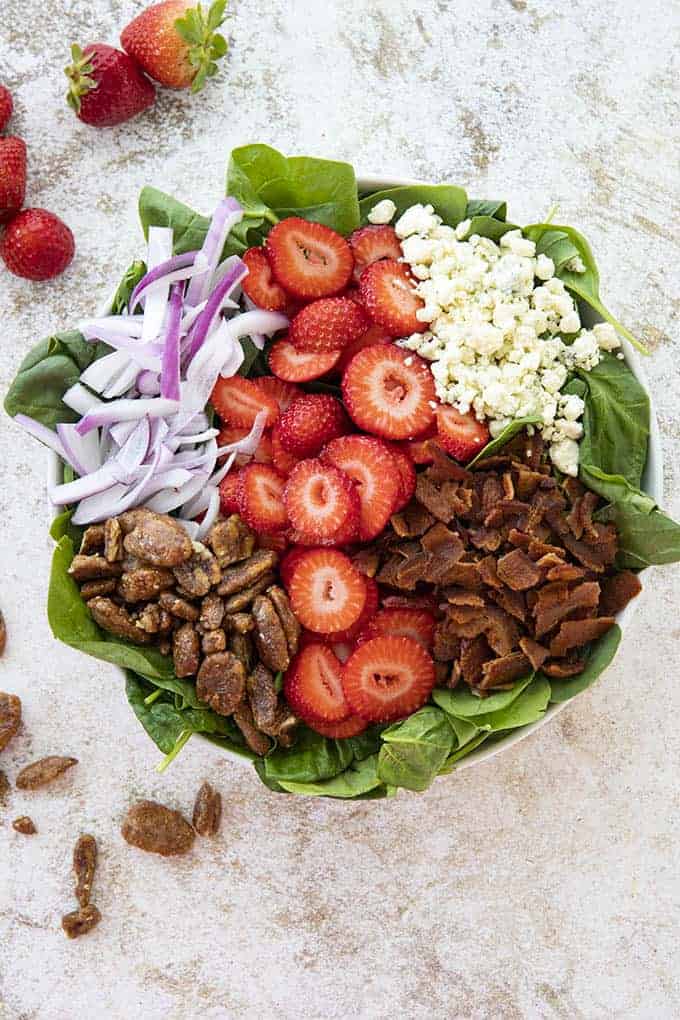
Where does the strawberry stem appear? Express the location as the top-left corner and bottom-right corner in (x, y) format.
(174, 0), (230, 94)
(64, 43), (97, 114)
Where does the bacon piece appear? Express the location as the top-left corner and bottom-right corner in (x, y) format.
(549, 617), (616, 658)
(599, 570), (642, 616)
(533, 581), (601, 639)
(496, 548), (542, 591)
(519, 636), (550, 670)
(459, 636), (493, 686)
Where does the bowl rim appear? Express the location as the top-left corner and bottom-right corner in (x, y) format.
(46, 171), (664, 777)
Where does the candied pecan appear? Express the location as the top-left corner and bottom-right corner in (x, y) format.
(62, 903), (101, 939)
(173, 543), (221, 597)
(217, 549), (279, 596)
(122, 511), (193, 568)
(496, 548), (542, 591)
(391, 503), (436, 539)
(229, 632), (256, 673)
(0, 691), (22, 752)
(207, 516), (256, 566)
(121, 800), (195, 856)
(533, 581), (601, 639)
(79, 524), (105, 554)
(196, 652), (246, 715)
(0, 769), (9, 805)
(352, 547), (382, 576)
(192, 781), (222, 836)
(79, 579), (117, 600)
(173, 623), (200, 677)
(542, 657), (586, 678)
(459, 635), (493, 686)
(117, 567), (175, 602)
(12, 816), (36, 835)
(158, 590), (199, 622)
(135, 603), (162, 634)
(68, 555), (123, 582)
(233, 699), (271, 756)
(88, 597), (153, 645)
(73, 834), (97, 908)
(104, 517), (123, 562)
(549, 617), (616, 658)
(199, 592), (225, 631)
(252, 595), (290, 671)
(202, 629), (226, 655)
(223, 573), (277, 613)
(159, 638), (172, 656)
(226, 612), (254, 634)
(599, 571), (642, 617)
(158, 609), (174, 633)
(247, 664), (279, 732)
(519, 636), (550, 671)
(267, 586), (300, 657)
(16, 756), (78, 789)
(481, 652), (531, 690)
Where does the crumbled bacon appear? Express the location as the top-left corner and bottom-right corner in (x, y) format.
(496, 548), (542, 591)
(599, 570), (642, 616)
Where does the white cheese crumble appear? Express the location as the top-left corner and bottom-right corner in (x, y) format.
(394, 203), (622, 476)
(367, 198), (398, 225)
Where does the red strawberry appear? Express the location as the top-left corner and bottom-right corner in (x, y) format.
(289, 297), (369, 354)
(342, 345), (436, 441)
(242, 247), (292, 313)
(218, 470), (243, 514)
(349, 225), (402, 281)
(280, 546), (309, 588)
(359, 259), (427, 338)
(268, 337), (341, 383)
(321, 435), (401, 541)
(398, 422), (438, 464)
(1, 208), (75, 282)
(121, 0), (228, 92)
(383, 441), (416, 511)
(284, 643), (350, 723)
(303, 714), (368, 739)
(358, 608), (436, 649)
(329, 576), (379, 643)
(270, 422), (300, 476)
(64, 44), (156, 127)
(435, 404), (490, 462)
(341, 635), (436, 722)
(284, 459), (359, 542)
(277, 394), (349, 459)
(210, 375), (279, 429)
(0, 137), (26, 223)
(337, 325), (391, 374)
(288, 549), (367, 634)
(237, 463), (288, 533)
(266, 217), (353, 300)
(217, 425), (272, 466)
(253, 375), (301, 413)
(0, 86), (13, 132)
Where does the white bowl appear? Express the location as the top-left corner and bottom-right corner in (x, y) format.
(47, 173), (664, 778)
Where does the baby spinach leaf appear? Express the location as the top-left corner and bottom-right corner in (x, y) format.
(110, 260), (147, 314)
(433, 674), (533, 718)
(50, 508), (83, 548)
(276, 755), (385, 798)
(438, 731), (490, 774)
(446, 714), (480, 750)
(377, 706), (454, 792)
(469, 678), (551, 731)
(468, 416), (542, 466)
(138, 186), (212, 254)
(460, 216), (518, 243)
(257, 725), (355, 784)
(547, 625), (622, 703)
(466, 198), (507, 221)
(4, 329), (99, 428)
(595, 490), (680, 569)
(358, 184), (467, 228)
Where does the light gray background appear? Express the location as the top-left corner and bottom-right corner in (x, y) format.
(1, 1), (679, 1017)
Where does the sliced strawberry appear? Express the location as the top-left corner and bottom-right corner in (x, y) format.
(383, 441), (417, 511)
(211, 375), (279, 429)
(266, 217), (353, 300)
(284, 643), (350, 723)
(289, 297), (369, 354)
(330, 576), (379, 643)
(359, 259), (427, 338)
(268, 338), (342, 383)
(304, 714), (368, 739)
(321, 435), (401, 541)
(358, 608), (436, 649)
(337, 326), (392, 374)
(277, 394), (350, 459)
(398, 421), (438, 464)
(218, 470), (243, 515)
(217, 425), (273, 467)
(284, 459), (360, 542)
(435, 404), (490, 463)
(342, 345), (436, 441)
(271, 422), (301, 476)
(241, 247), (292, 313)
(288, 549), (367, 634)
(238, 463), (288, 533)
(342, 635), (436, 722)
(280, 546), (309, 588)
(253, 375), (302, 413)
(349, 225), (402, 281)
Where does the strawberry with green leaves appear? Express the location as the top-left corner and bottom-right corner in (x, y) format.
(121, 0), (229, 93)
(65, 44), (156, 127)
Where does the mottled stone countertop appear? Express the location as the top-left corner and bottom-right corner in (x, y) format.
(1, 1), (679, 1017)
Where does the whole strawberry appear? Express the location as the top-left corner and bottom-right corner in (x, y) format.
(1, 209), (75, 281)
(65, 43), (156, 127)
(0, 137), (26, 223)
(0, 86), (13, 132)
(121, 0), (229, 92)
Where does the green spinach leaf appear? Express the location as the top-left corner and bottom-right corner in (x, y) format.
(110, 260), (147, 314)
(276, 754), (385, 798)
(377, 706), (454, 792)
(461, 216), (518, 242)
(256, 725), (355, 785)
(594, 485), (680, 568)
(433, 675), (533, 719)
(469, 678), (551, 731)
(358, 184), (467, 228)
(468, 416), (542, 466)
(4, 330), (100, 428)
(438, 731), (490, 774)
(138, 186), (212, 254)
(466, 198), (507, 221)
(547, 625), (622, 703)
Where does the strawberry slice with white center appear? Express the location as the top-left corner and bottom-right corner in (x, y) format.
(284, 459), (360, 541)
(280, 546), (309, 588)
(238, 463), (288, 533)
(241, 247), (294, 313)
(268, 338), (342, 383)
(359, 259), (428, 337)
(341, 635), (436, 722)
(328, 576), (379, 643)
(342, 345), (436, 441)
(210, 375), (279, 428)
(321, 435), (401, 541)
(253, 375), (302, 413)
(304, 714), (368, 739)
(383, 441), (417, 511)
(337, 325), (392, 374)
(349, 225), (402, 281)
(358, 608), (436, 649)
(284, 643), (350, 723)
(218, 470), (243, 515)
(435, 404), (490, 463)
(288, 549), (367, 634)
(266, 217), (354, 300)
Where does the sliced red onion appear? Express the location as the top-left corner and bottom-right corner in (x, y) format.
(215, 409), (268, 459)
(15, 414), (68, 460)
(185, 198), (243, 308)
(196, 486), (220, 539)
(185, 258), (248, 363)
(56, 423), (101, 477)
(102, 358), (140, 399)
(76, 397), (180, 436)
(160, 282), (183, 402)
(145, 471), (210, 514)
(218, 334), (247, 379)
(209, 450), (238, 488)
(174, 427), (219, 446)
(80, 317), (144, 341)
(49, 463), (120, 505)
(243, 295), (266, 349)
(71, 482), (128, 524)
(180, 300), (207, 334)
(128, 251), (204, 311)
(137, 467), (194, 501)
(141, 227), (174, 343)
(63, 383), (103, 415)
(80, 350), (133, 394)
(114, 417), (151, 479)
(137, 370), (161, 396)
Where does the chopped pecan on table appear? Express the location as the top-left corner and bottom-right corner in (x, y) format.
(12, 816), (36, 835)
(62, 904), (101, 939)
(173, 623), (201, 678)
(73, 834), (97, 908)
(196, 652), (246, 715)
(192, 781), (222, 837)
(121, 800), (195, 856)
(16, 755), (78, 789)
(88, 597), (153, 645)
(0, 691), (21, 752)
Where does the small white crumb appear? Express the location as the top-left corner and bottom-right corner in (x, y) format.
(367, 199), (398, 225)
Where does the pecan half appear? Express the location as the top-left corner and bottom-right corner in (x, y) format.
(16, 756), (78, 789)
(68, 555), (123, 582)
(252, 595), (290, 672)
(207, 516), (255, 566)
(104, 517), (123, 562)
(158, 590), (199, 622)
(266, 586), (300, 657)
(0, 692), (21, 752)
(173, 543), (221, 597)
(173, 623), (200, 677)
(122, 511), (193, 567)
(117, 567), (175, 602)
(196, 652), (246, 716)
(121, 800), (195, 856)
(217, 549), (279, 596)
(192, 781), (222, 836)
(199, 592), (225, 631)
(88, 597), (153, 645)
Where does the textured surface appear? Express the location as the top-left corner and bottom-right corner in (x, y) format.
(1, 1), (680, 1017)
